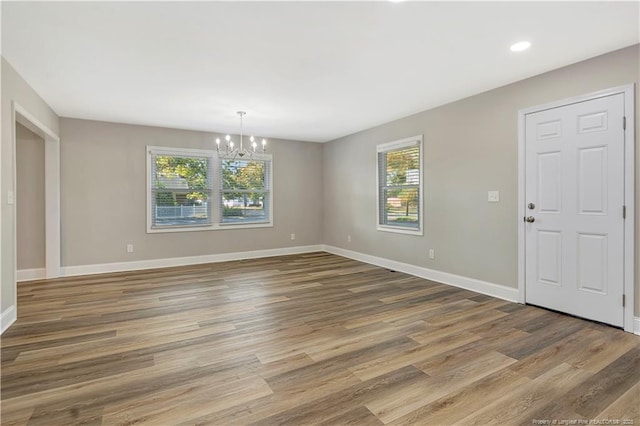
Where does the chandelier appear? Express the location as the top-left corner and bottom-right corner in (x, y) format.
(215, 111), (267, 158)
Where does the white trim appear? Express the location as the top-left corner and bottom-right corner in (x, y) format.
(322, 245), (519, 302)
(621, 85), (635, 335)
(517, 84), (635, 333)
(44, 129), (61, 278)
(13, 102), (61, 280)
(634, 317), (640, 336)
(146, 145), (215, 233)
(375, 135), (422, 153)
(519, 84), (636, 115)
(146, 222), (275, 234)
(17, 268), (46, 282)
(9, 102), (61, 332)
(60, 245), (323, 277)
(376, 134), (424, 236)
(148, 145), (214, 157)
(0, 54), (2, 337)
(146, 146), (274, 233)
(220, 154), (273, 227)
(517, 110), (526, 304)
(1, 305), (17, 334)
(14, 104), (59, 141)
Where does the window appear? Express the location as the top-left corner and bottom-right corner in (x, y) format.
(147, 146), (272, 232)
(377, 135), (423, 235)
(220, 155), (271, 224)
(149, 147), (213, 229)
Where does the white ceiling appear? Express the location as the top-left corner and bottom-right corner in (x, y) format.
(2, 1), (638, 143)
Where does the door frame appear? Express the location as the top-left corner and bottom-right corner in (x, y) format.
(517, 84), (635, 333)
(11, 101), (61, 285)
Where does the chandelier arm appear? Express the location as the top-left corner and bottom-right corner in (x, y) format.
(217, 111), (265, 158)
(239, 111), (244, 152)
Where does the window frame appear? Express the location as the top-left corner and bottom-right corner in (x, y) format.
(218, 153), (273, 227)
(146, 146), (273, 233)
(376, 135), (424, 236)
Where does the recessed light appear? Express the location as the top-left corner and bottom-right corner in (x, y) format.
(510, 41), (531, 52)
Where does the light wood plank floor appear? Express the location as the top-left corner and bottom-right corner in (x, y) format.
(1, 252), (639, 425)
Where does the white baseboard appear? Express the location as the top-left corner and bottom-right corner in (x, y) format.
(634, 316), (640, 336)
(60, 245), (324, 277)
(322, 245), (519, 303)
(17, 268), (46, 282)
(1, 305), (16, 334)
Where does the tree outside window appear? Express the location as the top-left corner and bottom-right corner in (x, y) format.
(377, 136), (423, 235)
(220, 158), (270, 223)
(147, 146), (273, 232)
(152, 153), (211, 227)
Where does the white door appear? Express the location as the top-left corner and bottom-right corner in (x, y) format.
(525, 93), (625, 327)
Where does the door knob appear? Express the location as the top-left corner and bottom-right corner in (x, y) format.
(525, 216), (535, 223)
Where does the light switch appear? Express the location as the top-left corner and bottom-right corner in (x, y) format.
(7, 191), (14, 205)
(488, 190), (500, 203)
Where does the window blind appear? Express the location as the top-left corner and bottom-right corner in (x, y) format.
(219, 157), (271, 224)
(378, 143), (421, 229)
(150, 150), (212, 228)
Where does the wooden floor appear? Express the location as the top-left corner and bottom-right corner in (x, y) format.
(1, 252), (639, 425)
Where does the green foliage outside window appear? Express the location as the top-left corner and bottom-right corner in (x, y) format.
(383, 146), (420, 224)
(154, 156), (209, 206)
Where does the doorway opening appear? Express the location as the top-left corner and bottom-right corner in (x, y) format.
(11, 103), (61, 286)
(16, 123), (46, 281)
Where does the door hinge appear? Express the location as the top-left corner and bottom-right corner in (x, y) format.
(623, 116), (626, 130)
(622, 294), (625, 307)
(623, 205), (626, 219)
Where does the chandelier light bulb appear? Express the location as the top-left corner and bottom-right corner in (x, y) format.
(250, 136), (255, 142)
(225, 134), (231, 142)
(229, 141), (234, 149)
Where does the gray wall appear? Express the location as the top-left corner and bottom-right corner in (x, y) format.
(59, 118), (323, 267)
(1, 57), (59, 313)
(323, 45), (640, 315)
(16, 123), (45, 270)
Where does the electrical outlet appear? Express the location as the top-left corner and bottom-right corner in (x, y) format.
(488, 190), (500, 203)
(429, 249), (435, 259)
(347, 235), (352, 243)
(290, 233), (296, 241)
(126, 244), (134, 253)
(7, 191), (14, 205)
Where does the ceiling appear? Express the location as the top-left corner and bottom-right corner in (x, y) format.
(2, 1), (638, 143)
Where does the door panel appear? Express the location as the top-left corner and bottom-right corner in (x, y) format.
(578, 146), (607, 214)
(525, 93), (625, 327)
(538, 152), (562, 213)
(577, 111), (608, 133)
(537, 230), (561, 285)
(576, 233), (607, 294)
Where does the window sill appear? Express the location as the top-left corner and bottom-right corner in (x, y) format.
(377, 225), (423, 236)
(147, 222), (273, 234)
